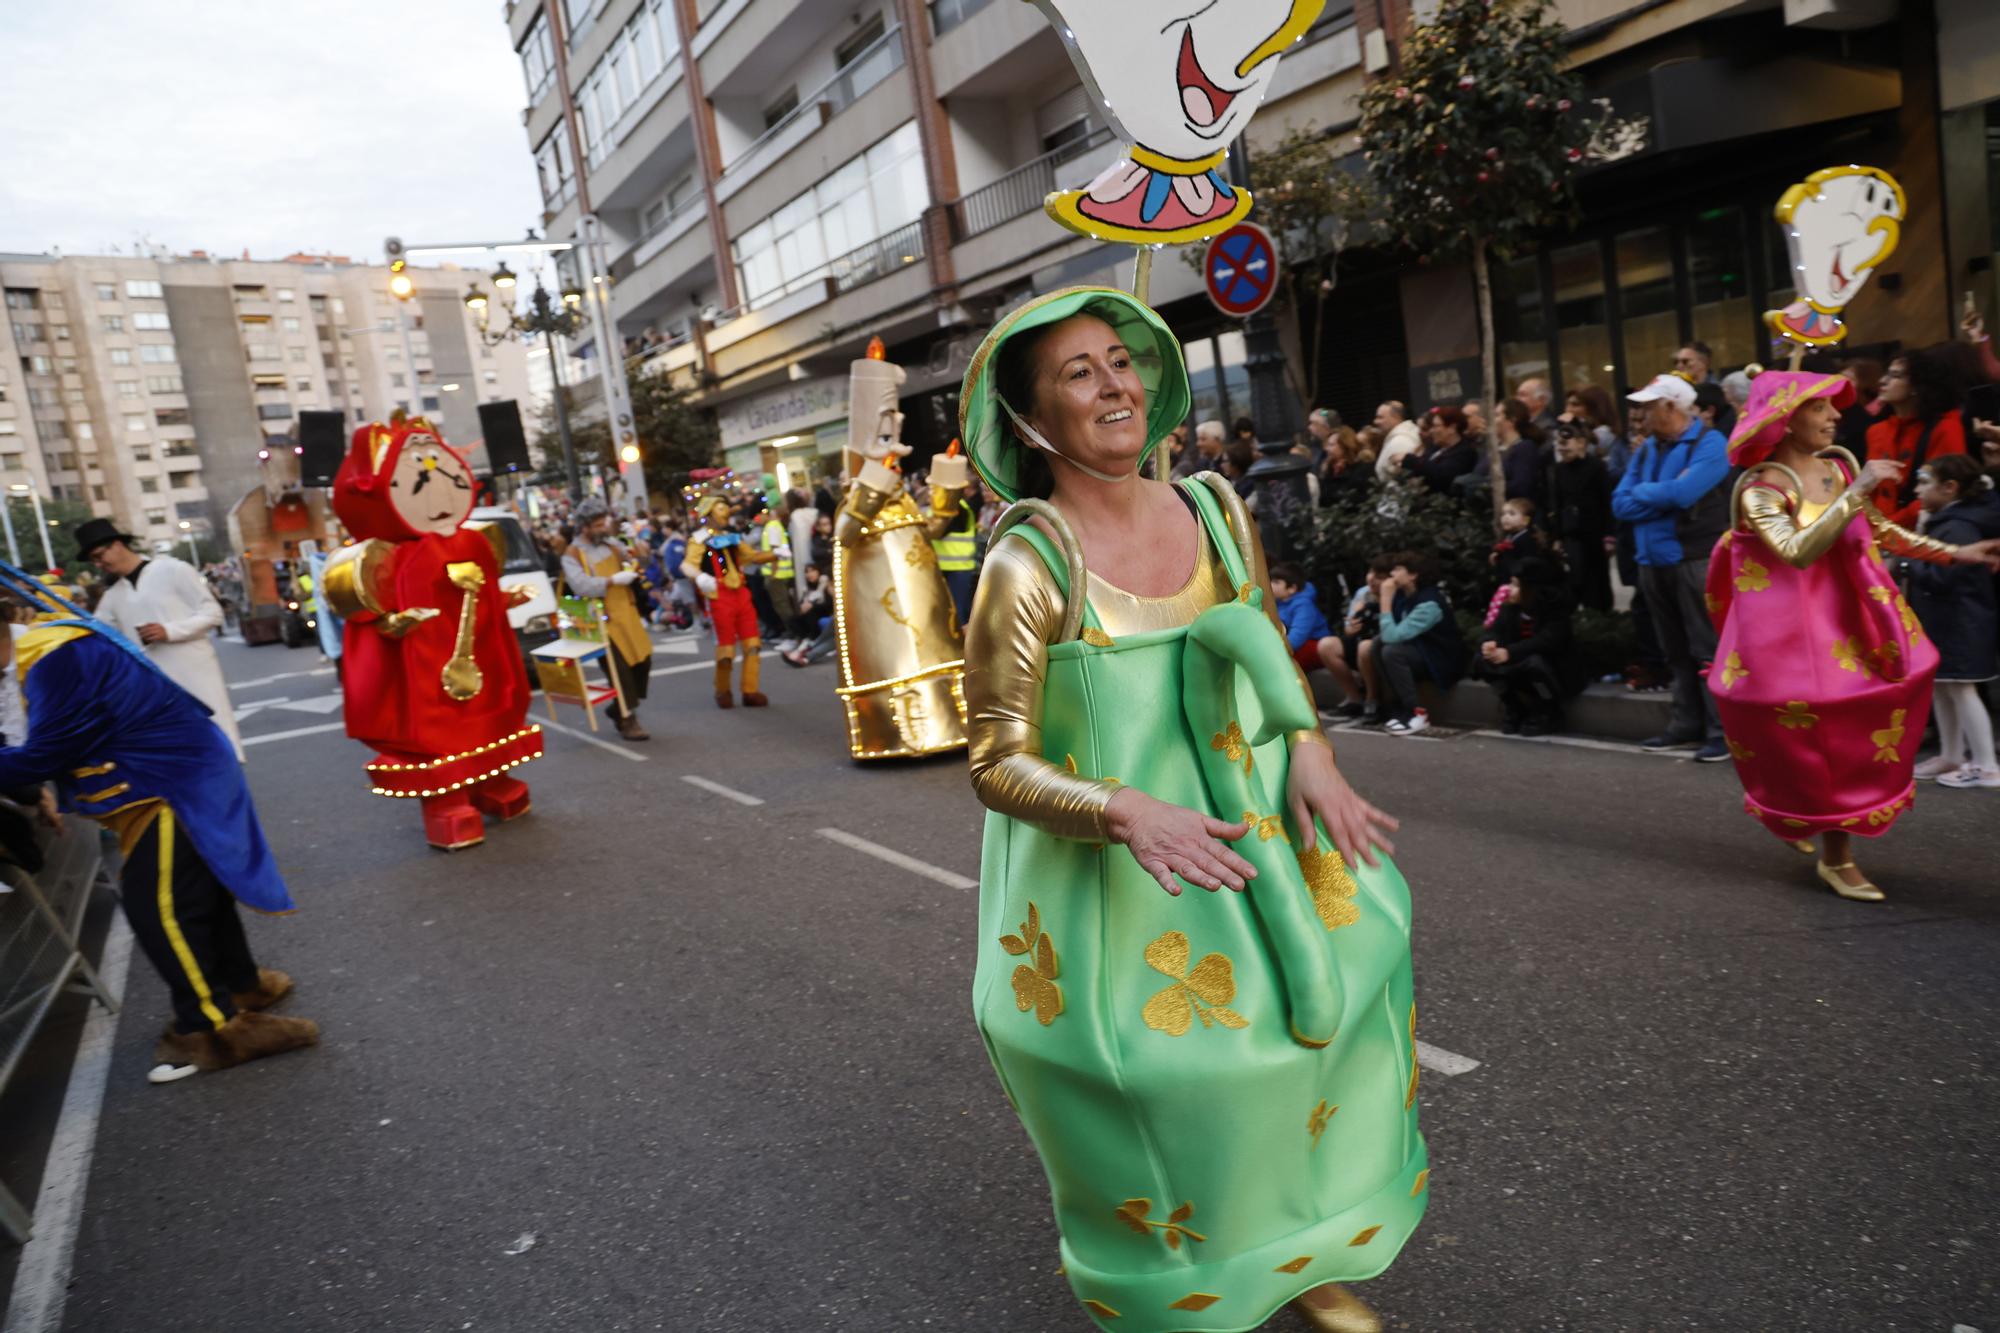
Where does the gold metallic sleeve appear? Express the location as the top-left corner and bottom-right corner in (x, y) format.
(1741, 481), (1869, 568)
(836, 479), (896, 547)
(1867, 507), (1959, 564)
(1221, 485), (1332, 754)
(963, 536), (1118, 842)
(918, 482), (967, 540)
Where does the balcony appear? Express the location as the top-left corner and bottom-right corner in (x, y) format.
(930, 0), (1049, 97)
(928, 0), (994, 37)
(609, 199), (714, 331)
(713, 25), (906, 208)
(954, 126), (1116, 238)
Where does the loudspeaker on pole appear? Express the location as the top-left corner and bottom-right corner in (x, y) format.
(297, 411), (347, 487)
(478, 399), (531, 475)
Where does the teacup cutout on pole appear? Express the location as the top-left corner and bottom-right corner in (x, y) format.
(1028, 0), (1326, 246)
(1764, 165), (1906, 349)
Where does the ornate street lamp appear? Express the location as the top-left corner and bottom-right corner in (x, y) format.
(466, 277), (588, 501)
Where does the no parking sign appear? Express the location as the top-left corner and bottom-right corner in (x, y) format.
(1203, 222), (1280, 318)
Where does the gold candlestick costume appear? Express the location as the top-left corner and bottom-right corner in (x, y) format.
(831, 343), (971, 759)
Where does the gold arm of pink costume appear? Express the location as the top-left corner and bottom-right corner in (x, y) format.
(836, 477), (896, 547)
(964, 538), (1119, 843)
(1866, 508), (1959, 563)
(1740, 482), (1870, 568)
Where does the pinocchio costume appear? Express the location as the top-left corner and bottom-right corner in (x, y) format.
(324, 420), (543, 850)
(681, 494), (776, 707)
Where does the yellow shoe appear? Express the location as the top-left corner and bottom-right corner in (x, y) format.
(1817, 860), (1884, 902)
(1788, 839), (1817, 856)
(1290, 1284), (1382, 1333)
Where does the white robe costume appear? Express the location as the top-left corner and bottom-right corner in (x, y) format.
(94, 555), (244, 760)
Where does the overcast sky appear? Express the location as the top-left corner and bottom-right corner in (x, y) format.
(0, 1), (545, 266)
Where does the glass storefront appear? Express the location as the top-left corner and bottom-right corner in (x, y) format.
(1184, 331), (1251, 428)
(1490, 198), (1788, 400)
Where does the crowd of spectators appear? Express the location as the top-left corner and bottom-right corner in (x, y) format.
(1173, 320), (2000, 756)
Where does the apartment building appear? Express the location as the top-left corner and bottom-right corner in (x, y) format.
(0, 253), (533, 553)
(507, 0), (2000, 480)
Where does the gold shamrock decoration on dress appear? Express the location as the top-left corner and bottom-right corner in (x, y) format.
(1142, 931), (1246, 1036)
(1895, 594), (1923, 641)
(1080, 627), (1117, 647)
(1114, 1198), (1206, 1250)
(1734, 559), (1771, 593)
(1717, 651), (1749, 691)
(1210, 720), (1253, 777)
(1241, 809), (1288, 843)
(1831, 636), (1874, 679)
(1297, 843), (1360, 930)
(1307, 1098), (1339, 1150)
(1870, 708), (1906, 764)
(1775, 701), (1819, 730)
(999, 901), (1063, 1025)
(1726, 737), (1756, 762)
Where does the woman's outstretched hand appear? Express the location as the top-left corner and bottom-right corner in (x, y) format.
(1105, 788), (1256, 897)
(1286, 740), (1399, 868)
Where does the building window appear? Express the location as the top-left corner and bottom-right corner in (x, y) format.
(535, 127), (575, 209)
(145, 509), (167, 526)
(75, 422), (94, 441)
(289, 346), (307, 362)
(139, 345), (176, 364)
(484, 369), (499, 385)
(155, 407), (191, 427)
(834, 14), (887, 71)
(91, 484), (106, 502)
(148, 375), (183, 393)
(48, 324), (70, 342)
(3, 290), (39, 310)
(94, 283), (117, 301)
(1686, 207), (1753, 375)
(101, 315), (125, 333)
(390, 372), (406, 388)
(169, 471), (194, 488)
(125, 415), (149, 433)
(132, 311), (171, 331)
(9, 323), (36, 346)
(281, 317), (302, 333)
(294, 378), (313, 392)
(110, 348), (132, 366)
(131, 443), (151, 460)
(140, 476), (159, 493)
(116, 379), (140, 398)
(246, 344), (278, 362)
(309, 293), (327, 314)
(24, 355), (52, 375)
(125, 279), (164, 298)
(1550, 241), (1611, 400)
(731, 122), (929, 309)
(277, 288), (295, 302)
(762, 87), (799, 131)
(257, 403), (292, 420)
(519, 11), (555, 103)
(1615, 227), (1678, 386)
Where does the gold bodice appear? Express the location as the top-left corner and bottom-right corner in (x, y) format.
(964, 484), (1324, 842)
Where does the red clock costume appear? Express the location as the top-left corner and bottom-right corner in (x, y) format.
(324, 420), (543, 850)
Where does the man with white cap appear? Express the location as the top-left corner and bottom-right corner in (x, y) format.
(1612, 372), (1733, 763)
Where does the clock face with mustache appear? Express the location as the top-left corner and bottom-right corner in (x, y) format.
(1032, 0), (1320, 161)
(385, 431), (476, 536)
(1776, 165), (1906, 314)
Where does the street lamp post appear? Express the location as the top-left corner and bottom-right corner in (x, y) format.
(9, 484), (54, 571)
(464, 277), (588, 501)
(178, 519), (200, 565)
(0, 491), (19, 566)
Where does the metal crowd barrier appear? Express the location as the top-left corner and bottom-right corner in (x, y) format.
(0, 819), (116, 1244)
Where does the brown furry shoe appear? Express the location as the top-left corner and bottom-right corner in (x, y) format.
(230, 967), (294, 1012)
(714, 690), (735, 709)
(153, 1010), (319, 1075)
(741, 691), (769, 707)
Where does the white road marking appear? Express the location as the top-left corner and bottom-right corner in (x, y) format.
(1415, 1041), (1482, 1077)
(2, 918), (132, 1333)
(1466, 728), (1655, 757)
(272, 695), (344, 716)
(655, 659), (723, 677)
(653, 638), (702, 656)
(242, 721), (348, 747)
(227, 666), (336, 691)
(541, 717), (648, 761)
(232, 696), (292, 719)
(815, 827), (978, 890)
(680, 775), (764, 806)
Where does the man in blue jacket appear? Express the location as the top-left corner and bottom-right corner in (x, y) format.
(1612, 373), (1732, 762)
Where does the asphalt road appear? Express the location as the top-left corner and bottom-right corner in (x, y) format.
(7, 630), (1999, 1333)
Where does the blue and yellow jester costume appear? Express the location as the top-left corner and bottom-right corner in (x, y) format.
(0, 568), (314, 1068)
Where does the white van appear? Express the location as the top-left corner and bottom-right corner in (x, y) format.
(470, 506), (559, 653)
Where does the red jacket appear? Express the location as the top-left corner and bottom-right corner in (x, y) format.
(1865, 410), (1966, 528)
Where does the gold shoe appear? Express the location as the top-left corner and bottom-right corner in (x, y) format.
(1788, 839), (1817, 856)
(1290, 1283), (1382, 1333)
(1817, 860), (1884, 902)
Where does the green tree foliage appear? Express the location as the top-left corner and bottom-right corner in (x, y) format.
(534, 359), (721, 489)
(1356, 0), (1624, 520)
(1294, 483), (1497, 617)
(5, 494), (98, 575)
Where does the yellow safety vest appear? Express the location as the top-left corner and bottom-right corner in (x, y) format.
(762, 519), (793, 580)
(933, 509), (976, 573)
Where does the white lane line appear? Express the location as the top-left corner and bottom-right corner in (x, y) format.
(1416, 1041), (1482, 1077)
(655, 659), (722, 677)
(816, 827), (978, 890)
(540, 717), (648, 761)
(242, 721), (348, 747)
(227, 666), (336, 691)
(680, 775), (764, 806)
(3, 918), (133, 1333)
(1466, 728), (1654, 757)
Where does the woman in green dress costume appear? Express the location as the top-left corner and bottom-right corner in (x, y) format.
(961, 288), (1427, 1333)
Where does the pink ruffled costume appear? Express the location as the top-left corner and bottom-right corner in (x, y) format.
(1706, 372), (1952, 840)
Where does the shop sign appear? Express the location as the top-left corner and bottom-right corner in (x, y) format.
(717, 377), (847, 450)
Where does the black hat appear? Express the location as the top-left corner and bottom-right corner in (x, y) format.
(72, 518), (137, 558)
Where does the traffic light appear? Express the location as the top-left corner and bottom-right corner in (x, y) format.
(384, 236), (414, 301)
